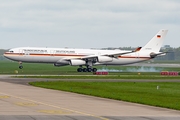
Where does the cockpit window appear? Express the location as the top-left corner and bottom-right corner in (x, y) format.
(9, 51), (14, 53)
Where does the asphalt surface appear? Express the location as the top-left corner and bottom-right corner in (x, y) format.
(0, 75), (180, 120)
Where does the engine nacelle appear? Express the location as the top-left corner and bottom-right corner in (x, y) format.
(70, 59), (86, 66)
(97, 56), (113, 63)
(54, 63), (68, 67)
(56, 59), (69, 64)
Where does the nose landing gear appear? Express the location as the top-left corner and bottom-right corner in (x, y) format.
(19, 62), (23, 69)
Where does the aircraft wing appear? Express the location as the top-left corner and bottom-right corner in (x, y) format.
(60, 47), (142, 62)
(80, 47), (142, 59)
(102, 51), (135, 58)
(104, 47), (141, 58)
(61, 51), (134, 61)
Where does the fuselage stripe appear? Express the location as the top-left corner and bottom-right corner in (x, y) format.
(4, 53), (151, 59)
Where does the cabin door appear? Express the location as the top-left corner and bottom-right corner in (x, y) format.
(50, 50), (55, 62)
(50, 50), (55, 56)
(19, 49), (24, 56)
(135, 52), (139, 59)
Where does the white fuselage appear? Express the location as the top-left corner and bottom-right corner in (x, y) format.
(3, 29), (168, 72)
(4, 47), (151, 66)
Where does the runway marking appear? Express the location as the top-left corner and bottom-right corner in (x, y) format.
(38, 110), (72, 114)
(0, 92), (108, 120)
(0, 95), (10, 99)
(15, 102), (39, 106)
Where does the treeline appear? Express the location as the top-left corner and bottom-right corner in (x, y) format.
(0, 49), (7, 60)
(0, 49), (7, 55)
(158, 47), (180, 61)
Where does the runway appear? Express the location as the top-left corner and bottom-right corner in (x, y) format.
(0, 75), (180, 120)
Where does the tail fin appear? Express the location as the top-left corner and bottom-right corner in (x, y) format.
(141, 29), (168, 52)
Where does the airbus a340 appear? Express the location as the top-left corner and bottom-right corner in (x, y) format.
(4, 29), (168, 72)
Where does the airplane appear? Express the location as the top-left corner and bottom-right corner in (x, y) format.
(4, 29), (168, 72)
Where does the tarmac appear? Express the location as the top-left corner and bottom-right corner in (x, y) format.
(0, 75), (180, 120)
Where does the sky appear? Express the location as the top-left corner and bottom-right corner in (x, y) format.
(0, 0), (180, 49)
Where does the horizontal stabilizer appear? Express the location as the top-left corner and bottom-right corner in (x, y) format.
(150, 52), (168, 58)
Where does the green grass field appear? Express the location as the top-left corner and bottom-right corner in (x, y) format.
(1, 60), (180, 75)
(1, 60), (180, 110)
(30, 81), (180, 110)
(16, 74), (180, 79)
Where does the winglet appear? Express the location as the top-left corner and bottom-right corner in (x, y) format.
(133, 47), (142, 52)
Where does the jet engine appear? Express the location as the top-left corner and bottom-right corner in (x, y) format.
(70, 59), (86, 66)
(54, 63), (68, 67)
(97, 56), (113, 63)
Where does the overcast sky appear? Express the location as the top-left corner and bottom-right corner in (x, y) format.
(0, 0), (180, 49)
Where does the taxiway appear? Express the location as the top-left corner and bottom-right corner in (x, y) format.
(0, 75), (180, 120)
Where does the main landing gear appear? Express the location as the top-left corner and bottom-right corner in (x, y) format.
(77, 67), (97, 72)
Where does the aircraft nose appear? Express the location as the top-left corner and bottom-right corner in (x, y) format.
(3, 52), (8, 58)
(3, 52), (11, 59)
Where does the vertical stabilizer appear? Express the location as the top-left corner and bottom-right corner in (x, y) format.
(141, 29), (168, 52)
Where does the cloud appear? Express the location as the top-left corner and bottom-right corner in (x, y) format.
(0, 0), (180, 49)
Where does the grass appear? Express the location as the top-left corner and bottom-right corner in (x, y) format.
(30, 81), (180, 110)
(0, 61), (78, 74)
(1, 60), (180, 110)
(1, 60), (180, 75)
(16, 74), (180, 79)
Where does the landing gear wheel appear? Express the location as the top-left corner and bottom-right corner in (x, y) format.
(19, 66), (23, 69)
(83, 68), (87, 72)
(18, 61), (23, 69)
(92, 68), (97, 72)
(87, 68), (92, 72)
(77, 68), (82, 72)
